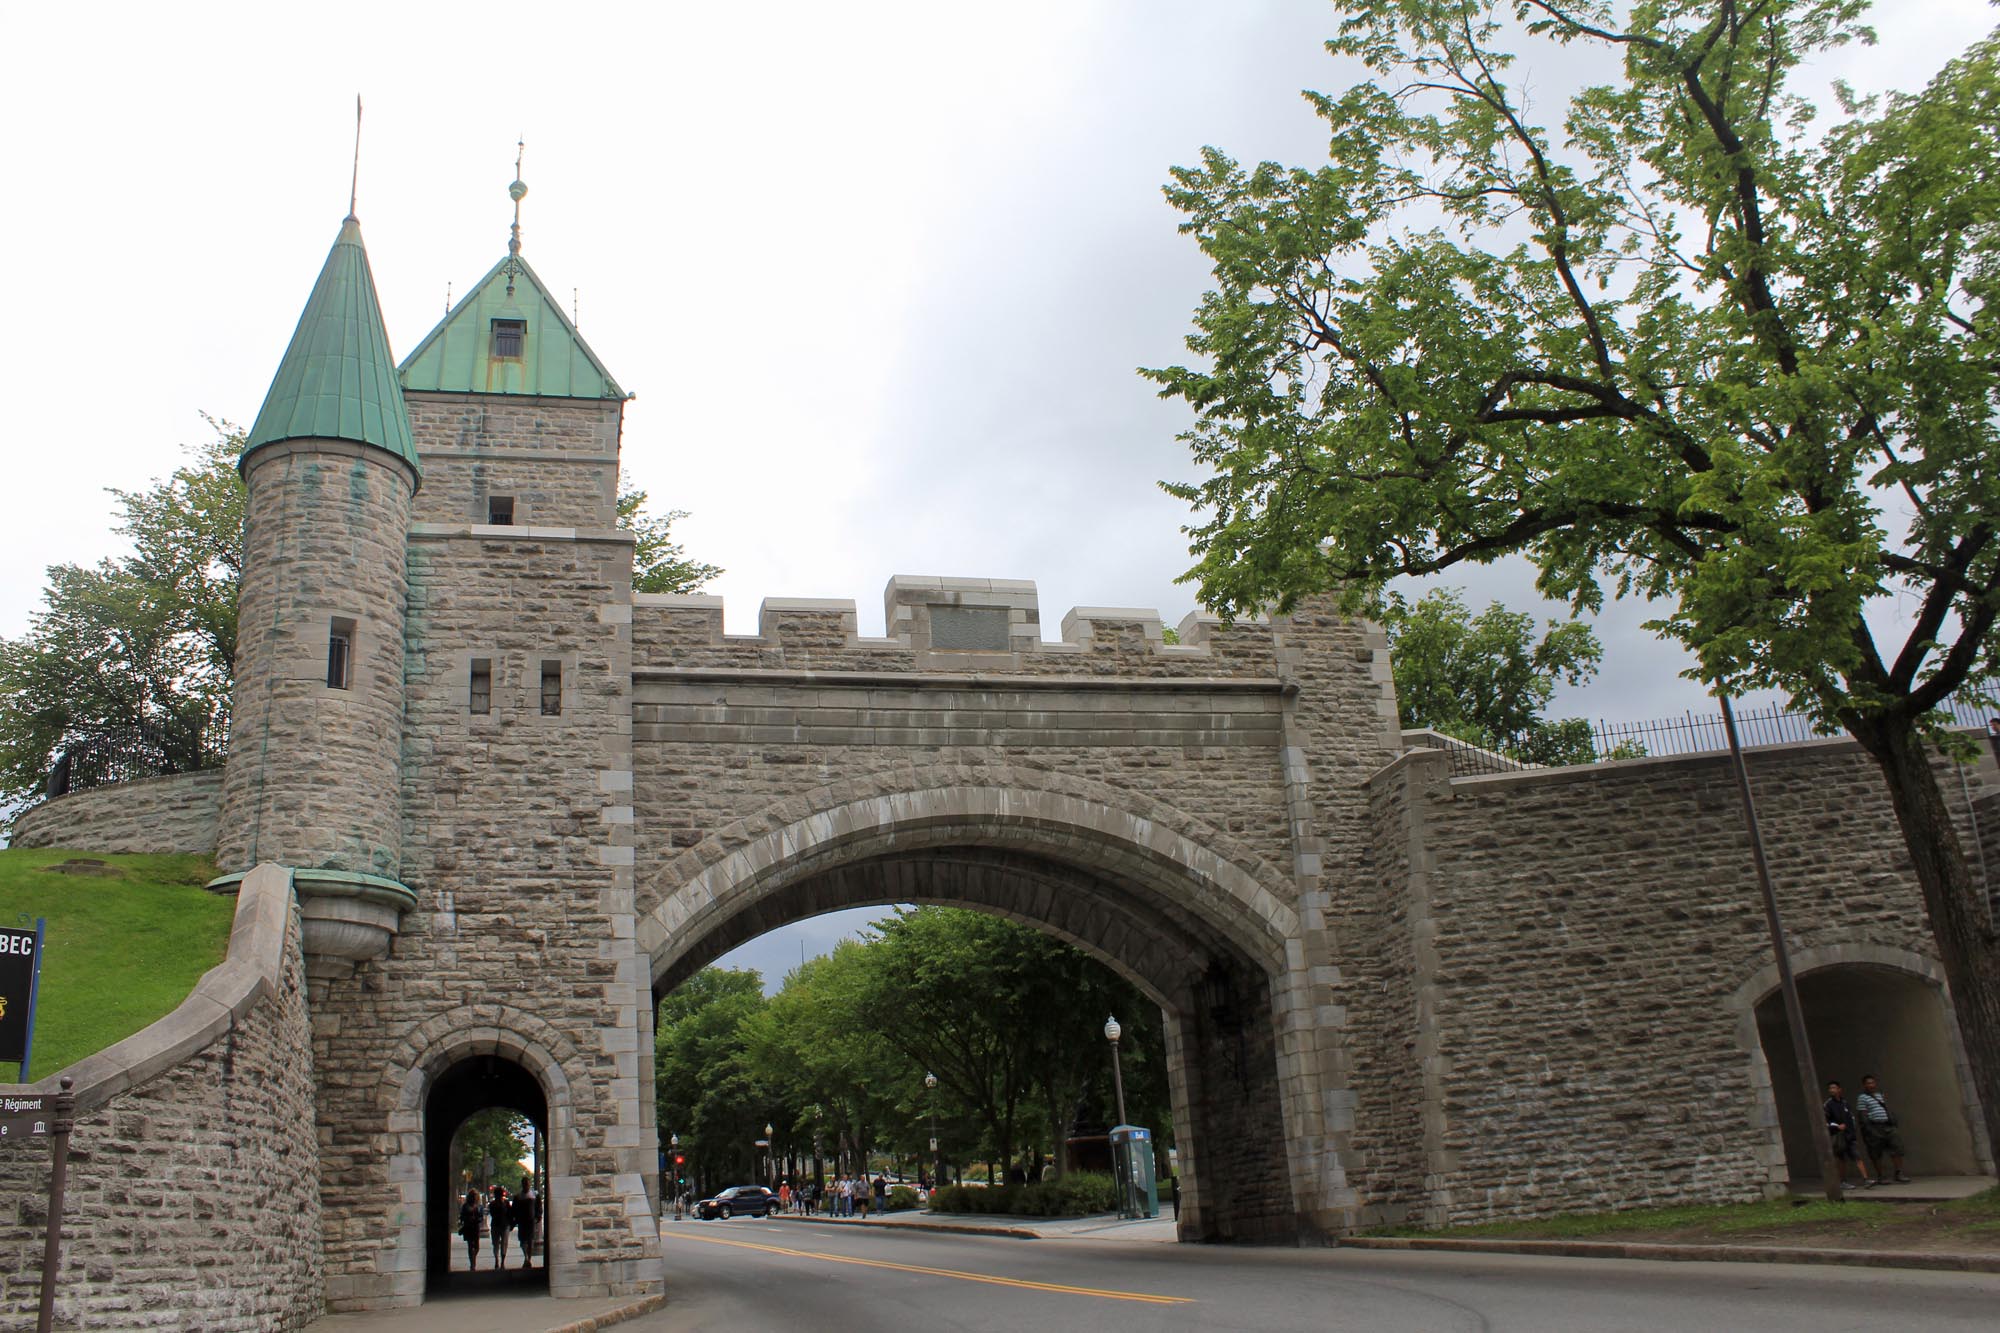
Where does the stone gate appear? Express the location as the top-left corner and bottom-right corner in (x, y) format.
(4, 201), (1995, 1326)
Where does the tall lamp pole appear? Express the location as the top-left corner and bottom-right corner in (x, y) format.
(669, 1133), (681, 1220)
(925, 1071), (939, 1190)
(765, 1122), (776, 1192)
(1104, 1016), (1128, 1126)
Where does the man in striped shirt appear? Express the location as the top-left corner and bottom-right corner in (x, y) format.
(1856, 1074), (1911, 1184)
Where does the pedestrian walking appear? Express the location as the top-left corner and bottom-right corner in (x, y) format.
(1856, 1074), (1911, 1183)
(489, 1184), (513, 1266)
(516, 1176), (540, 1269)
(1822, 1082), (1874, 1189)
(872, 1173), (887, 1214)
(458, 1188), (484, 1271)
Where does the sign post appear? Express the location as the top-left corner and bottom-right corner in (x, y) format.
(2, 1077), (75, 1333)
(1, 919), (46, 1081)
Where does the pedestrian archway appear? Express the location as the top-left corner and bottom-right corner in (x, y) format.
(423, 1054), (550, 1292)
(1750, 958), (1987, 1181)
(637, 769), (1341, 1243)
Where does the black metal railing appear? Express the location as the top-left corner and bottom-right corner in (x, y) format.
(1419, 691), (2000, 780)
(45, 719), (224, 798)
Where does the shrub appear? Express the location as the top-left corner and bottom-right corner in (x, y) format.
(887, 1185), (920, 1212)
(926, 1173), (1117, 1218)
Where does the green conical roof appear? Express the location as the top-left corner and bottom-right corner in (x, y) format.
(244, 217), (419, 477)
(398, 251), (625, 399)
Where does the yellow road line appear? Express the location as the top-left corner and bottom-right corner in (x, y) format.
(660, 1228), (1192, 1305)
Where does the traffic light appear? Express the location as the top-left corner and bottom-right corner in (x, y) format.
(674, 1154), (685, 1166)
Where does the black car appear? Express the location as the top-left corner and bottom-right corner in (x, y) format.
(697, 1185), (777, 1220)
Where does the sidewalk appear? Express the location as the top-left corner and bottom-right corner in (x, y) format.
(1787, 1174), (1993, 1203)
(757, 1208), (1181, 1243)
(302, 1290), (662, 1333)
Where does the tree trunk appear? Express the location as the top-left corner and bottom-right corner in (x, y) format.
(1857, 717), (2000, 1161)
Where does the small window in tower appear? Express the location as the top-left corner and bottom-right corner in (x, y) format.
(492, 319), (526, 359)
(540, 660), (563, 716)
(488, 496), (515, 526)
(469, 659), (492, 715)
(327, 618), (356, 690)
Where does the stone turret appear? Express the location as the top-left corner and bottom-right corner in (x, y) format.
(213, 212), (419, 976)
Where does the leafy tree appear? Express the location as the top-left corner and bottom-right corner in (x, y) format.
(1149, 2), (2000, 1155)
(0, 422), (243, 804)
(654, 967), (778, 1192)
(451, 1107), (532, 1189)
(1383, 587), (1605, 763)
(619, 483), (723, 595)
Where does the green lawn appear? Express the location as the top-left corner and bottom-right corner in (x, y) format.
(0, 848), (232, 1082)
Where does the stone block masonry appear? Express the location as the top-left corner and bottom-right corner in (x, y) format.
(8, 769), (222, 855)
(0, 865), (323, 1331)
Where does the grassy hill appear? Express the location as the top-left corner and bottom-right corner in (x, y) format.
(0, 848), (234, 1082)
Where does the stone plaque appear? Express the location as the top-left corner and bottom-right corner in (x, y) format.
(929, 606), (1011, 651)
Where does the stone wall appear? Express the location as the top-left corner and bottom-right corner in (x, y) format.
(0, 865), (322, 1331)
(8, 769), (222, 855)
(1376, 738), (1995, 1226)
(403, 394), (620, 530)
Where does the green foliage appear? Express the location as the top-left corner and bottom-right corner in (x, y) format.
(453, 1107), (532, 1188)
(1382, 587), (1607, 763)
(886, 1184), (920, 1212)
(0, 422), (243, 804)
(0, 849), (231, 1080)
(619, 482), (723, 595)
(657, 909), (1172, 1198)
(654, 967), (779, 1188)
(1149, 4), (1998, 729)
(928, 1172), (1116, 1218)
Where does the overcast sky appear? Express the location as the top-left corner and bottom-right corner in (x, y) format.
(4, 1), (1989, 986)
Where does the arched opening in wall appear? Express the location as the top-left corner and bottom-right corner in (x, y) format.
(1754, 965), (1983, 1182)
(654, 901), (1179, 1219)
(642, 823), (1311, 1245)
(424, 1054), (551, 1295)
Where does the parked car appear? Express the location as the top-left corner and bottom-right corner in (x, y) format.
(697, 1185), (777, 1220)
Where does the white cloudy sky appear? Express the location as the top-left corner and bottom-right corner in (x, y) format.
(4, 1), (1989, 984)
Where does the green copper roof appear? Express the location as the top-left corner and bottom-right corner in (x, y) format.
(244, 218), (419, 476)
(398, 252), (625, 399)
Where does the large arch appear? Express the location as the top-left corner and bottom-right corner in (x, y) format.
(636, 768), (1328, 1243)
(1729, 945), (1994, 1187)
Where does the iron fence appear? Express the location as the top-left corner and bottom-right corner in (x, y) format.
(1420, 691), (2000, 780)
(45, 719), (223, 798)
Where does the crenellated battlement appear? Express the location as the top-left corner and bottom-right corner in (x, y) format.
(632, 575), (1281, 677)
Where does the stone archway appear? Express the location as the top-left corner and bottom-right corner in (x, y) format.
(375, 1009), (592, 1305)
(1730, 945), (1994, 1187)
(424, 1055), (548, 1286)
(636, 768), (1338, 1243)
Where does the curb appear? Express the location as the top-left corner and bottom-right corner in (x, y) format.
(766, 1215), (1040, 1241)
(543, 1292), (668, 1333)
(1340, 1235), (2000, 1274)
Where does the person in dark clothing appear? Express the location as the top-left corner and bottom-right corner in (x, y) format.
(1170, 1174), (1181, 1220)
(489, 1185), (513, 1266)
(1856, 1074), (1911, 1183)
(872, 1174), (888, 1214)
(458, 1189), (484, 1271)
(1823, 1081), (1873, 1189)
(515, 1176), (540, 1269)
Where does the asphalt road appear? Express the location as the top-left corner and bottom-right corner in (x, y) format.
(641, 1217), (2000, 1332)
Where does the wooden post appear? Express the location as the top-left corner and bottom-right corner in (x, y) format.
(37, 1075), (76, 1333)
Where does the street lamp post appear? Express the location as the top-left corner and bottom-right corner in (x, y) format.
(1104, 1016), (1128, 1127)
(925, 1071), (939, 1190)
(670, 1133), (681, 1220)
(1105, 1015), (1135, 1219)
(766, 1122), (776, 1192)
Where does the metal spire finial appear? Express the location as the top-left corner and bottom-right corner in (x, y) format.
(506, 136), (527, 295)
(347, 96), (363, 222)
